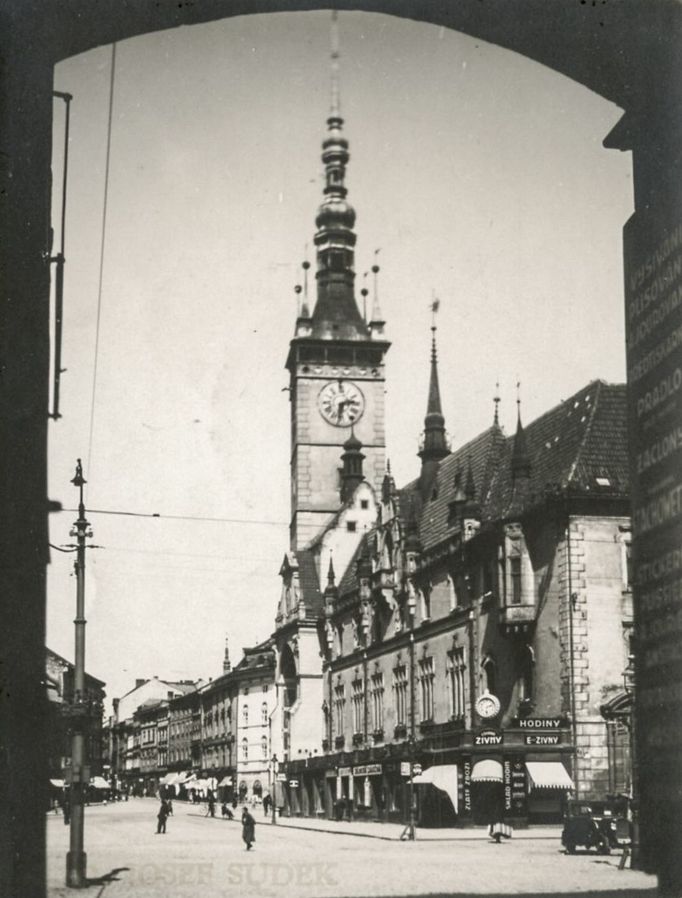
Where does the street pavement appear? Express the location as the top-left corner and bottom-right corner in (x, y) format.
(47, 799), (658, 898)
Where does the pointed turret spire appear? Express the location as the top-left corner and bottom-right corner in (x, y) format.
(326, 555), (336, 591)
(369, 252), (385, 338)
(418, 301), (450, 495)
(381, 458), (396, 505)
(493, 381), (501, 427)
(512, 384), (531, 482)
(222, 635), (231, 674)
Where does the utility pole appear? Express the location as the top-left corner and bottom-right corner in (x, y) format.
(66, 459), (92, 888)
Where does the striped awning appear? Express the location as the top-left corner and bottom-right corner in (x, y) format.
(413, 764), (458, 813)
(526, 761), (574, 791)
(471, 759), (503, 783)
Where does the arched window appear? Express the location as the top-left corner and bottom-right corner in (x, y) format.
(261, 701), (268, 725)
(241, 737), (248, 762)
(242, 704), (248, 726)
(261, 735), (268, 759)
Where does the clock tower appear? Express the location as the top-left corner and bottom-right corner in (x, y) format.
(285, 40), (390, 551)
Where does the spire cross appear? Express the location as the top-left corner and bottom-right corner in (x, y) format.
(516, 378), (522, 419)
(493, 380), (501, 426)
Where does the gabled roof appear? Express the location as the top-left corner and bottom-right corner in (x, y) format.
(401, 380), (627, 553)
(296, 548), (324, 617)
(337, 533), (372, 598)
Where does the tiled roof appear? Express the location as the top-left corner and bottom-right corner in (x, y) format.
(405, 380), (628, 552)
(296, 548), (324, 618)
(337, 535), (371, 598)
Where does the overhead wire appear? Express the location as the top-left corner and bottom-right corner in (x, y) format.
(58, 507), (288, 526)
(87, 42), (117, 477)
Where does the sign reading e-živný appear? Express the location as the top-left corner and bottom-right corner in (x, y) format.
(624, 207), (682, 884)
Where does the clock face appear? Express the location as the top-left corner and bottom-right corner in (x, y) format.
(476, 693), (501, 719)
(318, 381), (365, 427)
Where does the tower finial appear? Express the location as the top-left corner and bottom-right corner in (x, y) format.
(512, 378), (531, 482)
(330, 10), (340, 119)
(493, 380), (501, 426)
(370, 250), (383, 324)
(418, 301), (449, 494)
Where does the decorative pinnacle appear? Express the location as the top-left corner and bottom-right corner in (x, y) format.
(493, 380), (501, 426)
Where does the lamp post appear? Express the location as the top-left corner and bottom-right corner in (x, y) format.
(271, 754), (279, 825)
(66, 460), (92, 888)
(400, 590), (417, 842)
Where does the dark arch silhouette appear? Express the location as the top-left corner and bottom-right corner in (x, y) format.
(2, 4), (682, 896)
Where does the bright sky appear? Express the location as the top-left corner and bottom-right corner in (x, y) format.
(46, 10), (633, 711)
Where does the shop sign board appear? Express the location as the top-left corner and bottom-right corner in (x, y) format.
(461, 756), (472, 816)
(276, 773), (287, 782)
(503, 759), (513, 813)
(510, 757), (527, 816)
(353, 764), (382, 777)
(400, 761), (410, 777)
(412, 763), (422, 776)
(474, 727), (503, 746)
(624, 206), (682, 881)
(338, 767), (352, 777)
(513, 717), (566, 729)
(524, 733), (560, 746)
(288, 779), (299, 788)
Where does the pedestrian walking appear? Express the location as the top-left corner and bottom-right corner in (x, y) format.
(206, 795), (216, 818)
(241, 807), (256, 850)
(262, 793), (271, 817)
(166, 798), (173, 816)
(62, 792), (71, 826)
(156, 799), (170, 834)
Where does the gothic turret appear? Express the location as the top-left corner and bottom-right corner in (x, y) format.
(340, 428), (365, 502)
(418, 319), (450, 497)
(512, 399), (532, 484)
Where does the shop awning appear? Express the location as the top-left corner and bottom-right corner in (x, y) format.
(90, 776), (111, 790)
(49, 779), (65, 788)
(173, 772), (192, 786)
(471, 759), (504, 783)
(526, 761), (574, 791)
(413, 764), (458, 813)
(218, 776), (233, 787)
(159, 773), (176, 786)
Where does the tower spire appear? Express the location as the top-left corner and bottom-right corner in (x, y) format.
(493, 380), (501, 427)
(512, 381), (531, 482)
(309, 11), (366, 339)
(418, 298), (449, 496)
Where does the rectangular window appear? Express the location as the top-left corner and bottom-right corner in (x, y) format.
(419, 657), (435, 722)
(370, 673), (384, 732)
(447, 648), (466, 719)
(351, 679), (364, 734)
(393, 665), (408, 726)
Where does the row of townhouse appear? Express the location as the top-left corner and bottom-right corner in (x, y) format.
(107, 640), (277, 801)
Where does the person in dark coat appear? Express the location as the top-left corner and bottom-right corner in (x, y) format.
(262, 793), (271, 817)
(241, 807), (256, 850)
(62, 792), (71, 826)
(156, 799), (170, 834)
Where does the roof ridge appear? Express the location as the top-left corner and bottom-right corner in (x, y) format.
(566, 380), (603, 485)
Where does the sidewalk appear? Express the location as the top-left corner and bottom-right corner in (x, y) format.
(190, 806), (563, 842)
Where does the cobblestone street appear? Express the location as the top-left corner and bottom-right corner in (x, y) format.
(47, 800), (657, 898)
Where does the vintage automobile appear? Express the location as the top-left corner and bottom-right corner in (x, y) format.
(561, 798), (630, 855)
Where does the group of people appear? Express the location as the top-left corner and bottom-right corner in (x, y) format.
(156, 798), (256, 849)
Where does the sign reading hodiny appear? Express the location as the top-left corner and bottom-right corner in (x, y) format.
(624, 208), (682, 879)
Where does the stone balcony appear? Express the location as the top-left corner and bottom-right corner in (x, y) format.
(499, 603), (536, 635)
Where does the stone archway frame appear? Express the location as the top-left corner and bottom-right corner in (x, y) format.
(3, 3), (682, 896)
